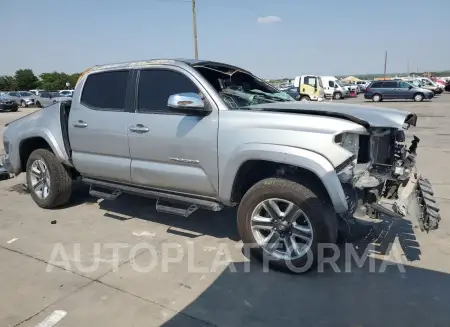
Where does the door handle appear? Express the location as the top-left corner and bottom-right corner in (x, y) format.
(129, 124), (150, 134)
(73, 120), (88, 128)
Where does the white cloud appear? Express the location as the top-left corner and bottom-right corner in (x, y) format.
(257, 16), (281, 24)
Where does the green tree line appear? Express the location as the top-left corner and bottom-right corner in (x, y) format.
(0, 69), (81, 91)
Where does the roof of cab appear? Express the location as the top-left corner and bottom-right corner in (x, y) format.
(86, 58), (251, 74)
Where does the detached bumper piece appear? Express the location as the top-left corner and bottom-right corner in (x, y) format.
(417, 177), (440, 232)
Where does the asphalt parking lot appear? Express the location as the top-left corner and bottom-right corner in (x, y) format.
(1, 95), (450, 327)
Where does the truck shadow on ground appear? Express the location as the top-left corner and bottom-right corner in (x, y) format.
(68, 182), (241, 241)
(160, 256), (450, 327)
(68, 182), (422, 261)
(69, 184), (440, 327)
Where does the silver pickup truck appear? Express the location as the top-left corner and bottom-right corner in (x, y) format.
(1, 59), (440, 273)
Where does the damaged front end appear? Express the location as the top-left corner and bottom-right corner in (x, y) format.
(336, 115), (440, 232)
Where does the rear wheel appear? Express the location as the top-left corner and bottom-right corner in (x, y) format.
(237, 178), (338, 273)
(372, 94), (382, 102)
(413, 93), (424, 102)
(26, 149), (72, 208)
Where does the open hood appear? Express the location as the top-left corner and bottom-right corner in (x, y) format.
(246, 101), (417, 129)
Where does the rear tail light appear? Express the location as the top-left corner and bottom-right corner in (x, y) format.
(365, 87), (370, 93)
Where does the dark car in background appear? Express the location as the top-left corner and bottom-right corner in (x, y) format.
(0, 94), (19, 112)
(364, 80), (434, 102)
(283, 86), (300, 100)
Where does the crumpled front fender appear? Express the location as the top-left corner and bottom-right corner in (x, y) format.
(219, 143), (349, 213)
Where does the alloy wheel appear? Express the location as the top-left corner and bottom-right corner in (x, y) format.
(250, 198), (313, 260)
(29, 159), (51, 199)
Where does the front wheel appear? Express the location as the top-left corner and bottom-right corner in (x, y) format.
(237, 178), (337, 273)
(299, 96), (310, 101)
(414, 93), (424, 102)
(36, 101), (42, 108)
(333, 92), (342, 100)
(26, 149), (72, 208)
(20, 100), (27, 108)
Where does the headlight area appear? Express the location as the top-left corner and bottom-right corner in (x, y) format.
(334, 132), (359, 158)
(334, 133), (360, 184)
(335, 154), (356, 183)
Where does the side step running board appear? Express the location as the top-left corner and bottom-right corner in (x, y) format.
(156, 199), (198, 217)
(82, 177), (223, 212)
(89, 185), (122, 200)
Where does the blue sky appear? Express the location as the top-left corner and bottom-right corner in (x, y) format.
(1, 0), (449, 79)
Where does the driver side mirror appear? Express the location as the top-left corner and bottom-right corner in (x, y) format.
(167, 93), (210, 113)
(408, 86), (413, 90)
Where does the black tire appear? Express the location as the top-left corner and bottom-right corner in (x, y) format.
(20, 100), (27, 108)
(413, 93), (424, 102)
(36, 101), (42, 108)
(333, 92), (343, 100)
(10, 106), (18, 112)
(237, 178), (338, 274)
(372, 93), (382, 102)
(26, 149), (72, 208)
(299, 95), (310, 101)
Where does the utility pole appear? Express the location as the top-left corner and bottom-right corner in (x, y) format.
(383, 50), (387, 80)
(192, 0), (199, 59)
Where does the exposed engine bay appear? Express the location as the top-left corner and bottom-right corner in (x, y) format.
(336, 126), (440, 232)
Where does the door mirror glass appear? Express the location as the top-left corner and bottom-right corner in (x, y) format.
(167, 93), (209, 112)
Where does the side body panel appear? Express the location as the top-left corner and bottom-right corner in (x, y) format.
(68, 70), (134, 183)
(2, 104), (70, 174)
(128, 65), (219, 197)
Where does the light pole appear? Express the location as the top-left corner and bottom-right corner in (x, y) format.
(192, 0), (198, 59)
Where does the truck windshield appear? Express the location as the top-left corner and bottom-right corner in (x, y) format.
(193, 65), (295, 109)
(335, 80), (343, 87)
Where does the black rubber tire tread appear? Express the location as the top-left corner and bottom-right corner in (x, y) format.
(26, 149), (72, 208)
(237, 177), (338, 274)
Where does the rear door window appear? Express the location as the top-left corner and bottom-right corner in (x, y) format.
(370, 82), (382, 88)
(382, 81), (397, 88)
(81, 70), (129, 111)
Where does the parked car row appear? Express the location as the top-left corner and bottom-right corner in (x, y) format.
(0, 89), (73, 111)
(279, 74), (449, 104)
